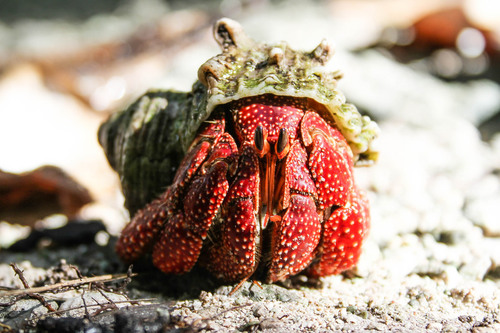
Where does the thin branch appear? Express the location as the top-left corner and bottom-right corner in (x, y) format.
(0, 322), (14, 333)
(0, 272), (137, 297)
(82, 289), (90, 319)
(188, 303), (253, 332)
(9, 263), (57, 313)
(31, 298), (159, 319)
(10, 264), (30, 289)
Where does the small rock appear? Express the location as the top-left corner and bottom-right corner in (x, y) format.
(459, 256), (492, 281)
(426, 322), (443, 331)
(466, 195), (500, 236)
(259, 317), (281, 329)
(205, 320), (224, 331)
(191, 300), (202, 311)
(252, 304), (268, 318)
(366, 321), (386, 331)
(0, 299), (58, 330)
(4, 299), (58, 318)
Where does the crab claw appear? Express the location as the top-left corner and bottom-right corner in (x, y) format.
(301, 111), (354, 209)
(268, 143), (321, 282)
(307, 188), (370, 277)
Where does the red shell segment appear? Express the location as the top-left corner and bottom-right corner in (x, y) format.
(282, 142), (317, 210)
(151, 132), (237, 274)
(116, 96), (371, 283)
(168, 125), (220, 205)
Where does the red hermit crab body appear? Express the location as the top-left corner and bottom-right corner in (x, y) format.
(101, 18), (378, 283)
(116, 95), (369, 282)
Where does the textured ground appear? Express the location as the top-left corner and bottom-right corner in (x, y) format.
(1, 0), (500, 332)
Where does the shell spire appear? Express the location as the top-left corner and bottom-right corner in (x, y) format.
(213, 18), (254, 50)
(311, 39), (332, 64)
(197, 18), (378, 165)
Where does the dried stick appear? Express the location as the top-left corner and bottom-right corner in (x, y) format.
(0, 322), (14, 333)
(9, 263), (56, 312)
(0, 272), (136, 297)
(31, 298), (158, 319)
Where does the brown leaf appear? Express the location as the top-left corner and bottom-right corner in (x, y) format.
(0, 166), (92, 226)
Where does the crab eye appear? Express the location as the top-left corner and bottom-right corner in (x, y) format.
(276, 128), (289, 158)
(254, 126), (265, 152)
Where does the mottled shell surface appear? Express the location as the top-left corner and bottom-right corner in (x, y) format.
(99, 18), (379, 214)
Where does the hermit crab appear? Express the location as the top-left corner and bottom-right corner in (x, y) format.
(99, 18), (378, 283)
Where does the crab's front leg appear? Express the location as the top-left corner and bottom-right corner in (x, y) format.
(267, 142), (321, 282)
(300, 111), (369, 276)
(204, 144), (260, 281)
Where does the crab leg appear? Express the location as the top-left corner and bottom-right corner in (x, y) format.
(268, 143), (321, 282)
(116, 141), (211, 263)
(152, 133), (237, 274)
(115, 119), (225, 263)
(205, 145), (260, 281)
(152, 161), (230, 273)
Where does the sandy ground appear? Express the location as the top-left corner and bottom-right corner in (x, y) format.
(1, 0), (500, 331)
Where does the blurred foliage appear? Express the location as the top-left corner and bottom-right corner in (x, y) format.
(0, 0), (126, 22)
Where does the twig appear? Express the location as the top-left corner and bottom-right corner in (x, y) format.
(9, 263), (57, 313)
(189, 303), (253, 332)
(96, 265), (135, 293)
(82, 289), (90, 319)
(0, 322), (14, 333)
(10, 264), (30, 289)
(117, 265), (134, 292)
(96, 286), (122, 308)
(31, 298), (158, 319)
(69, 264), (83, 279)
(87, 291), (118, 317)
(0, 273), (137, 297)
(89, 303), (118, 317)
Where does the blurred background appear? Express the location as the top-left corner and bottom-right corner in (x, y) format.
(0, 0), (499, 252)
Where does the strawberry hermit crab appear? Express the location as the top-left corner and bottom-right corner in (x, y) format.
(99, 18), (379, 283)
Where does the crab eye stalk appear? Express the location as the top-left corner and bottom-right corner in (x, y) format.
(276, 128), (290, 159)
(254, 125), (270, 157)
(255, 126), (264, 151)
